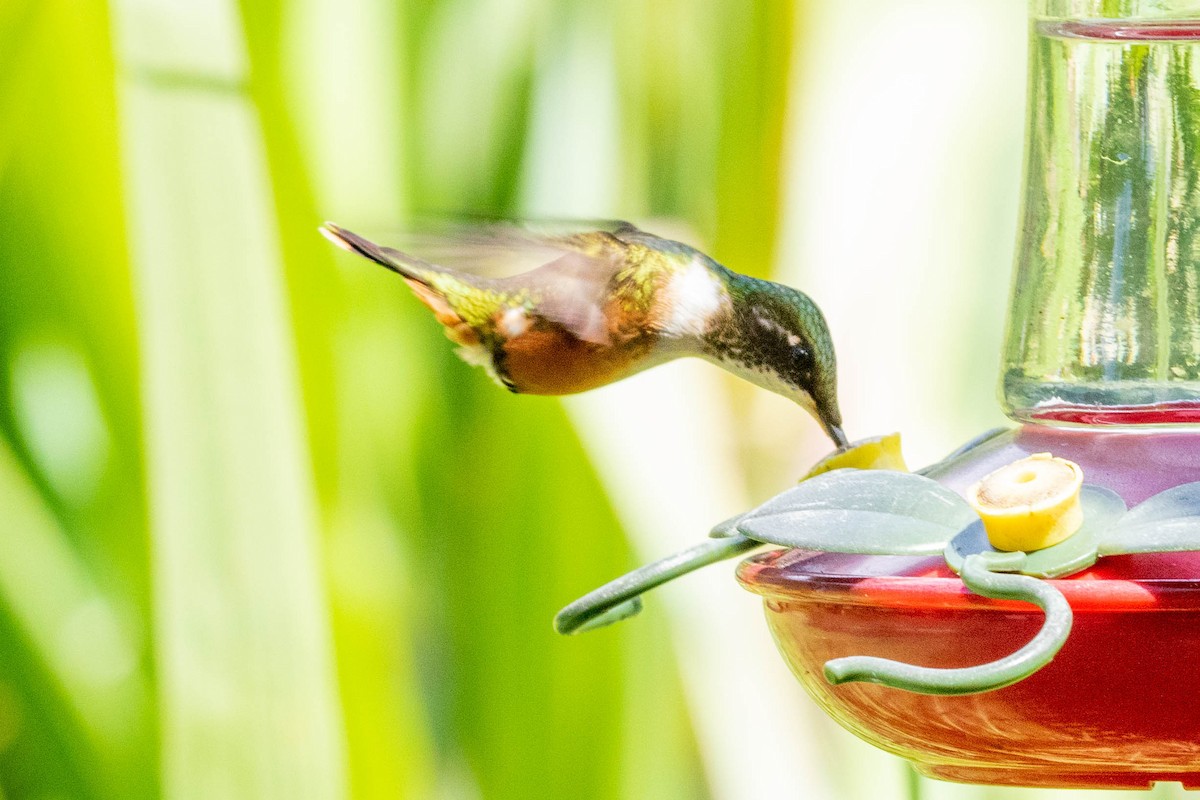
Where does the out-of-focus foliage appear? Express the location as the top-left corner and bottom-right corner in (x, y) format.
(1, 0), (1193, 799)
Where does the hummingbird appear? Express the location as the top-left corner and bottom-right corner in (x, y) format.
(320, 220), (848, 448)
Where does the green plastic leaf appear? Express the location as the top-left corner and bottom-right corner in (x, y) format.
(709, 511), (747, 538)
(1012, 486), (1124, 577)
(915, 426), (1011, 478)
(1021, 485), (1123, 575)
(946, 486), (1125, 578)
(1102, 518), (1200, 555)
(733, 469), (976, 555)
(739, 511), (958, 555)
(555, 535), (761, 635)
(826, 553), (1073, 695)
(570, 598), (644, 633)
(1100, 481), (1200, 554)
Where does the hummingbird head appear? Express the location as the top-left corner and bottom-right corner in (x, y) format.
(704, 274), (848, 448)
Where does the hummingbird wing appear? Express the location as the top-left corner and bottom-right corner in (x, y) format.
(356, 218), (644, 278)
(491, 221), (686, 346)
(513, 250), (620, 345)
(321, 221), (645, 346)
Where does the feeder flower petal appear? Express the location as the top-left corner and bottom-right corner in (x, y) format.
(804, 432), (908, 479)
(967, 453), (1084, 552)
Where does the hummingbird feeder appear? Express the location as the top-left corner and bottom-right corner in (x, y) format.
(557, 0), (1200, 789)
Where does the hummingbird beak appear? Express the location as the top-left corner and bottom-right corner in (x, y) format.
(798, 391), (849, 450)
(809, 394), (848, 450)
(826, 423), (850, 451)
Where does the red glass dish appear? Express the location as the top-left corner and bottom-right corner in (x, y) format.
(737, 427), (1200, 789)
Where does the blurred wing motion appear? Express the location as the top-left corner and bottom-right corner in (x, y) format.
(370, 218), (650, 278)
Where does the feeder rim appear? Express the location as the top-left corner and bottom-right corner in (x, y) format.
(737, 549), (1200, 612)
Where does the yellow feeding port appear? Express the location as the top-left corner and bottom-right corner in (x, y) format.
(967, 452), (1084, 552)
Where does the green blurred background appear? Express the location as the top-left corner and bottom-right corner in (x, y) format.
(2, 0), (1193, 798)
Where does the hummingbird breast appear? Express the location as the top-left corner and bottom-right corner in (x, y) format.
(499, 322), (655, 395)
(493, 259), (676, 395)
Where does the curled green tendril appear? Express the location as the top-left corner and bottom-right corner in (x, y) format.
(823, 553), (1073, 695)
(554, 535), (761, 634)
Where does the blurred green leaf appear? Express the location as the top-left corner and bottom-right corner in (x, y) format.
(112, 0), (348, 795)
(712, 1), (798, 278)
(0, 1), (155, 795)
(1101, 482), (1200, 555)
(239, 0), (440, 795)
(0, 440), (147, 799)
(411, 375), (667, 798)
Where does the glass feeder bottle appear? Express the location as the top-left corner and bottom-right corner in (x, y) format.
(737, 0), (1200, 790)
(1005, 0), (1200, 427)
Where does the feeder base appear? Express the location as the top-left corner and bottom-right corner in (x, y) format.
(738, 427), (1200, 790)
(920, 766), (1198, 791)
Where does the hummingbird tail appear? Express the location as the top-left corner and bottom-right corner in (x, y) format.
(321, 222), (492, 354)
(320, 222), (436, 283)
